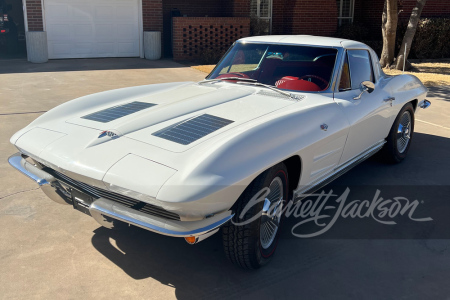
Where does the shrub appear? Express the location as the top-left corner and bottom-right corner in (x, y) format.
(396, 18), (450, 59)
(335, 23), (370, 41)
(199, 47), (226, 65)
(250, 17), (270, 36)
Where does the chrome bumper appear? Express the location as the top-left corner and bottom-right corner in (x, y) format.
(419, 99), (431, 109)
(8, 152), (233, 238)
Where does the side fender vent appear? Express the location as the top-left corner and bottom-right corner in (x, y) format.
(152, 114), (234, 145)
(81, 101), (156, 123)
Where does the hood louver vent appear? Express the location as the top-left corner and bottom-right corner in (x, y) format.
(81, 101), (156, 123)
(152, 114), (233, 145)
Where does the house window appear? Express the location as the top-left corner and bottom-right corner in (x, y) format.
(337, 0), (355, 26)
(250, 0), (272, 34)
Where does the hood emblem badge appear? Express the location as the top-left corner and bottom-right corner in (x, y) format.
(320, 124), (328, 131)
(98, 130), (119, 139)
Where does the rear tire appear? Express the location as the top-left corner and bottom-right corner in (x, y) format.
(222, 163), (288, 269)
(381, 103), (415, 164)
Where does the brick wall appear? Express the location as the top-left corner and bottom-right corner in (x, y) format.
(26, 0), (43, 31)
(172, 17), (250, 61)
(231, 0), (251, 17)
(162, 0), (250, 56)
(143, 0), (163, 32)
(272, 0), (338, 36)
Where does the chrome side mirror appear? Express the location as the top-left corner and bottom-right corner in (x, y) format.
(353, 81), (375, 100)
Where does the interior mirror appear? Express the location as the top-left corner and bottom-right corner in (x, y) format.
(354, 81), (375, 100)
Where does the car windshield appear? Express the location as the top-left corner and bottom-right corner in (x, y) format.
(208, 43), (338, 92)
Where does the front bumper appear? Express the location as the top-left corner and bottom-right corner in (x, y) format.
(8, 152), (233, 239)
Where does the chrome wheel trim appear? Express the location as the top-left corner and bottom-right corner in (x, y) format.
(396, 111), (412, 154)
(260, 177), (283, 250)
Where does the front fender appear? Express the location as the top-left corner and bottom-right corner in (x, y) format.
(157, 99), (349, 218)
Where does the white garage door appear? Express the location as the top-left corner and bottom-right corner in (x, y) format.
(44, 0), (140, 59)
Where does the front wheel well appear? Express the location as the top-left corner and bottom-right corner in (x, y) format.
(281, 155), (301, 201)
(410, 99), (418, 111)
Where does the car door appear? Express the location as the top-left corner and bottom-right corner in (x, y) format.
(333, 49), (393, 165)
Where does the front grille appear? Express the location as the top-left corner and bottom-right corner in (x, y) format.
(44, 167), (180, 221)
(81, 101), (156, 123)
(152, 114), (234, 145)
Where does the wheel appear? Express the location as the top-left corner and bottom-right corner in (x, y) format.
(222, 163), (288, 269)
(381, 103), (415, 163)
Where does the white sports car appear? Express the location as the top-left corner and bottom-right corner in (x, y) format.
(9, 35), (430, 269)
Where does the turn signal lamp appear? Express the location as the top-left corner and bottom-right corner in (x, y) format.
(185, 236), (197, 244)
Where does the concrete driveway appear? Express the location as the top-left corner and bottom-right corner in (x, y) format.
(1, 59), (449, 300)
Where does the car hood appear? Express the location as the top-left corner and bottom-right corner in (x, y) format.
(13, 82), (297, 188)
(64, 82), (295, 152)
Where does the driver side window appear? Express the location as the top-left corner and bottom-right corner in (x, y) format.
(347, 49), (374, 90)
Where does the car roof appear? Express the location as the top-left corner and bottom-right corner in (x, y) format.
(238, 35), (369, 49)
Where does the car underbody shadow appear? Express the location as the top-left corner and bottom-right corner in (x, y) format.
(90, 132), (450, 299)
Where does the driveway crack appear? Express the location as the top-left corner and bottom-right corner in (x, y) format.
(0, 188), (40, 200)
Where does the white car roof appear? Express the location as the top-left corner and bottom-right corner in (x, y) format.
(238, 35), (369, 49)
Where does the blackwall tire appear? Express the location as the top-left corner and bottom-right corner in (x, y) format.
(222, 163), (288, 269)
(381, 103), (415, 164)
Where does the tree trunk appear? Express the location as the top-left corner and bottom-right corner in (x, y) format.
(395, 0), (427, 70)
(380, 0), (398, 68)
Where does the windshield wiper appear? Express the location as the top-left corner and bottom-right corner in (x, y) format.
(235, 81), (301, 100)
(198, 77), (257, 84)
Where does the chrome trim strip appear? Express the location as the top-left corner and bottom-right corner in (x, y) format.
(89, 198), (234, 237)
(294, 140), (386, 199)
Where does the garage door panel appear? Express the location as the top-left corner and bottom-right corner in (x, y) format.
(71, 5), (92, 21)
(47, 24), (71, 40)
(73, 24), (93, 39)
(73, 43), (94, 55)
(96, 42), (116, 55)
(51, 43), (72, 56)
(119, 6), (136, 19)
(95, 5), (114, 19)
(95, 24), (116, 41)
(45, 0), (140, 59)
(117, 24), (137, 40)
(118, 42), (137, 55)
(46, 5), (69, 19)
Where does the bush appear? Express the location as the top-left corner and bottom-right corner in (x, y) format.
(335, 23), (370, 41)
(199, 47), (226, 65)
(405, 18), (450, 59)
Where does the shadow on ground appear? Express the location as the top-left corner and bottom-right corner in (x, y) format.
(91, 132), (450, 299)
(0, 58), (190, 74)
(426, 86), (450, 100)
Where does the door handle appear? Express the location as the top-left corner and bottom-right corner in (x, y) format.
(384, 97), (395, 106)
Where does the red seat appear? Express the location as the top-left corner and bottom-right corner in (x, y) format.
(275, 76), (321, 92)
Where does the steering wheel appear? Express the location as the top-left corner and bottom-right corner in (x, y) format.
(298, 75), (328, 89)
(216, 72), (250, 79)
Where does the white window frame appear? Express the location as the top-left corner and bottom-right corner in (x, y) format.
(337, 0), (355, 26)
(253, 0), (273, 34)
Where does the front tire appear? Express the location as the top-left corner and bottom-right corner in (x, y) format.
(222, 163), (288, 269)
(381, 103), (415, 163)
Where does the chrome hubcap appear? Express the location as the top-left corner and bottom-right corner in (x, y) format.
(397, 111), (412, 153)
(260, 177), (283, 249)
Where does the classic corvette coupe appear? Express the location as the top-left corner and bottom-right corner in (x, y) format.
(9, 35), (430, 269)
